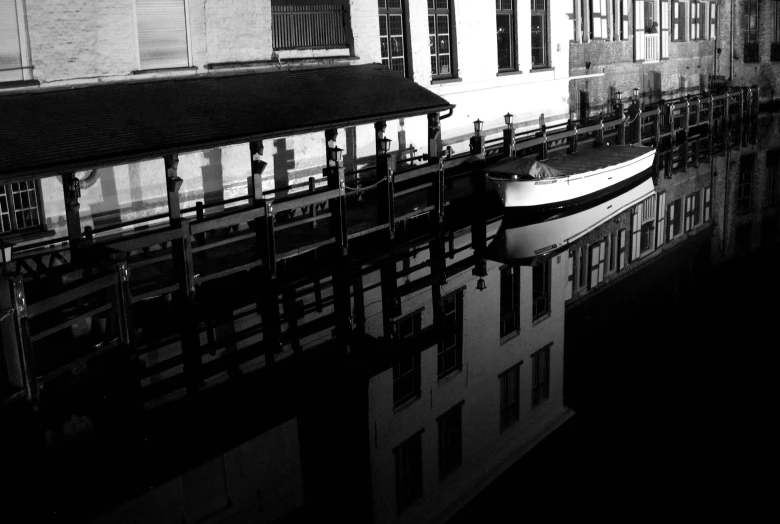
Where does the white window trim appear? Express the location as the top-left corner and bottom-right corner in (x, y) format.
(1, 0), (33, 82)
(132, 0), (193, 71)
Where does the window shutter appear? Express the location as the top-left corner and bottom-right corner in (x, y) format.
(701, 1), (708, 40)
(666, 202), (675, 240)
(634, 0), (645, 61)
(0, 0), (23, 82)
(565, 249), (573, 300)
(661, 1), (670, 59)
(617, 229), (627, 269)
(598, 239), (606, 283)
(630, 205), (641, 261)
(704, 187), (711, 221)
(136, 0), (189, 70)
(656, 192), (666, 247)
(684, 195), (692, 231)
(709, 2), (716, 40)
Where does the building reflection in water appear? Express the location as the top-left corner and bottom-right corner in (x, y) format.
(7, 108), (780, 523)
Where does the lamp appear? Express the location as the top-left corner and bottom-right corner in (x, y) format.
(476, 278), (487, 291)
(380, 137), (392, 155)
(328, 146), (343, 164)
(633, 87), (640, 99)
(166, 175), (183, 194)
(473, 119), (484, 135)
(614, 90), (622, 102)
(0, 238), (13, 273)
(504, 112), (514, 128)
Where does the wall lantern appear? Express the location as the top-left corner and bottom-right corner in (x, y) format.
(504, 113), (514, 128)
(0, 238), (14, 273)
(328, 145), (344, 164)
(614, 91), (622, 102)
(476, 278), (487, 291)
(633, 87), (640, 99)
(473, 119), (484, 136)
(380, 137), (392, 155)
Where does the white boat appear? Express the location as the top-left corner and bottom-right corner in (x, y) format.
(486, 176), (656, 264)
(484, 145), (656, 210)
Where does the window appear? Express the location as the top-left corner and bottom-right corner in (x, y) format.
(684, 191), (701, 231)
(640, 222), (655, 252)
(135, 0), (190, 70)
(271, 1), (351, 51)
(608, 232), (617, 271)
(429, 0), (456, 79)
(496, 0), (516, 71)
(437, 403), (462, 479)
(0, 180), (44, 235)
(393, 310), (422, 408)
(773, 2), (780, 60)
(737, 154), (754, 213)
(743, 0), (759, 63)
(617, 229), (627, 270)
(394, 431), (423, 514)
(671, 0), (686, 41)
(645, 1), (656, 32)
(703, 187), (712, 221)
(614, 0), (630, 40)
(656, 192), (667, 247)
(438, 290), (463, 379)
(0, 0), (32, 83)
(588, 240), (605, 289)
(690, 0), (703, 40)
(530, 0), (549, 68)
(532, 259), (551, 320)
(630, 205), (641, 260)
(577, 244), (588, 287)
(531, 345), (550, 407)
(500, 265), (520, 338)
(667, 199), (682, 240)
(499, 363), (520, 430)
(379, 0), (409, 77)
(767, 151), (780, 205)
(590, 0), (608, 39)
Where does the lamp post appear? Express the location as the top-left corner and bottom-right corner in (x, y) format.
(503, 112), (515, 157)
(470, 118), (485, 157)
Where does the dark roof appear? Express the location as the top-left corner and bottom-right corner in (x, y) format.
(0, 64), (453, 181)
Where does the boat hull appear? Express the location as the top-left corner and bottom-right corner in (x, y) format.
(487, 147), (655, 210)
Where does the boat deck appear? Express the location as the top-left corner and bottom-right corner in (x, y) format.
(543, 145), (654, 176)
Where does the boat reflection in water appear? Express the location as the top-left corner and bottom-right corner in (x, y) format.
(486, 175), (656, 265)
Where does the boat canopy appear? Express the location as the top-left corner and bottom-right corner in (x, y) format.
(483, 157), (565, 180)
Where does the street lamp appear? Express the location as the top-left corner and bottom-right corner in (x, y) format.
(473, 119), (484, 136)
(328, 145), (343, 167)
(504, 112), (514, 128)
(614, 90), (622, 102)
(633, 87), (640, 99)
(379, 137), (392, 155)
(476, 278), (487, 291)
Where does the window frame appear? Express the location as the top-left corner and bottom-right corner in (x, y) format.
(499, 264), (520, 339)
(590, 0), (609, 40)
(499, 363), (520, 430)
(532, 259), (551, 321)
(530, 0), (550, 69)
(0, 0), (34, 84)
(667, 198), (682, 240)
(392, 309), (422, 408)
(438, 289), (463, 380)
(689, 0), (703, 40)
(429, 0), (457, 81)
(0, 179), (47, 237)
(496, 0), (517, 72)
(437, 402), (463, 479)
(709, 0), (716, 40)
(737, 154), (755, 214)
(394, 430), (423, 515)
(379, 0), (413, 78)
(134, 0), (193, 71)
(531, 345), (550, 408)
(766, 151), (780, 206)
(743, 0), (759, 63)
(588, 240), (606, 289)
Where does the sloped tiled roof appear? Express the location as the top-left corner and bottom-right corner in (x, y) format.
(0, 64), (453, 181)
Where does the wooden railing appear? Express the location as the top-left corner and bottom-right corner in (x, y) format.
(645, 34), (660, 62)
(272, 4), (350, 50)
(2, 86), (759, 408)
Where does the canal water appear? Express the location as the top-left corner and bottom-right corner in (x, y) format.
(7, 110), (780, 524)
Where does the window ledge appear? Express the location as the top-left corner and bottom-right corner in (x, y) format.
(0, 79), (40, 89)
(499, 330), (520, 346)
(393, 395), (421, 413)
(207, 55), (360, 70)
(532, 311), (551, 326)
(132, 66), (198, 75)
(497, 70), (523, 77)
(437, 368), (462, 385)
(431, 77), (462, 85)
(530, 67), (554, 73)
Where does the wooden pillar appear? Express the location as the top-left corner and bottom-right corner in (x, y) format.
(538, 124), (549, 159)
(376, 122), (396, 238)
(282, 287), (302, 355)
(0, 275), (36, 403)
(633, 106), (642, 145)
(654, 107), (662, 148)
(164, 154), (182, 224)
(595, 112), (604, 146)
(62, 172), (82, 259)
(428, 113), (442, 165)
(568, 121), (580, 152)
(380, 252), (400, 339)
(668, 103), (676, 140)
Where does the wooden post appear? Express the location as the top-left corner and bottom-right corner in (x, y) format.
(171, 219), (201, 393)
(503, 124), (516, 157)
(376, 121), (395, 238)
(595, 112), (604, 147)
(380, 252), (400, 339)
(633, 106), (642, 145)
(164, 154), (182, 224)
(112, 259), (133, 350)
(352, 268), (366, 336)
(568, 121), (580, 152)
(0, 275), (36, 403)
(654, 107), (662, 148)
(282, 287), (302, 355)
(194, 201), (206, 244)
(668, 103), (676, 140)
(428, 113), (442, 165)
(309, 177), (319, 227)
(62, 172), (82, 260)
(615, 100), (626, 145)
